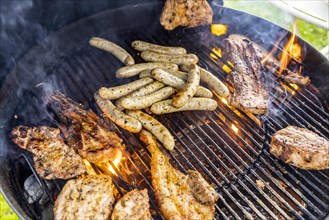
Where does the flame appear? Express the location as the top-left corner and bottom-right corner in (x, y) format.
(211, 47), (222, 58)
(231, 124), (239, 133)
(279, 22), (302, 75)
(107, 158), (121, 175)
(83, 159), (97, 175)
(221, 98), (228, 105)
(281, 83), (299, 95)
(211, 24), (228, 36)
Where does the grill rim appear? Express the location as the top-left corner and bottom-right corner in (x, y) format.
(0, 2), (328, 219)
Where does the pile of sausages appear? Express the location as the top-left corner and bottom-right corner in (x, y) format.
(90, 37), (229, 151)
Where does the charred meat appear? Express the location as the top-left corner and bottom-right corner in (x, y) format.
(49, 91), (125, 164)
(111, 189), (151, 220)
(140, 130), (219, 220)
(228, 34), (310, 85)
(53, 175), (115, 220)
(225, 36), (269, 114)
(10, 126), (86, 180)
(270, 126), (329, 170)
(160, 0), (213, 30)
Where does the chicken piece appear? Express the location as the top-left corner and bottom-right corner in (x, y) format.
(225, 36), (269, 114)
(53, 175), (115, 220)
(270, 126), (329, 170)
(227, 34), (310, 85)
(160, 0), (213, 30)
(48, 91), (125, 164)
(140, 130), (219, 220)
(111, 189), (151, 220)
(10, 126), (86, 180)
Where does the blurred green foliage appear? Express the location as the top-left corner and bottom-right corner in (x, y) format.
(0, 193), (19, 220)
(224, 0), (328, 51)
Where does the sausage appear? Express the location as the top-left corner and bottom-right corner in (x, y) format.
(150, 98), (218, 114)
(115, 81), (165, 110)
(151, 68), (213, 98)
(131, 40), (187, 55)
(89, 37), (134, 65)
(116, 63), (178, 78)
(121, 87), (175, 110)
(126, 110), (175, 150)
(140, 69), (188, 80)
(172, 64), (200, 108)
(98, 77), (153, 100)
(140, 51), (199, 65)
(94, 93), (142, 133)
(180, 64), (229, 97)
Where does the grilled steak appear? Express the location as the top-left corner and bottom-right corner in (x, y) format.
(111, 189), (151, 220)
(140, 130), (219, 220)
(225, 36), (269, 114)
(160, 0), (213, 30)
(270, 126), (329, 170)
(10, 126), (86, 179)
(53, 175), (115, 220)
(228, 34), (310, 85)
(49, 91), (125, 164)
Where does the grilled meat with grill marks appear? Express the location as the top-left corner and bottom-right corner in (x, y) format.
(225, 36), (269, 114)
(111, 189), (151, 220)
(49, 91), (125, 164)
(160, 0), (213, 30)
(140, 130), (219, 220)
(270, 126), (329, 170)
(227, 34), (310, 85)
(53, 175), (115, 220)
(10, 126), (86, 179)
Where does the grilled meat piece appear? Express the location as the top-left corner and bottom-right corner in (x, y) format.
(160, 0), (213, 30)
(225, 36), (269, 114)
(228, 34), (310, 85)
(49, 91), (125, 164)
(10, 126), (86, 179)
(140, 130), (219, 220)
(270, 126), (329, 170)
(53, 175), (115, 220)
(111, 189), (151, 220)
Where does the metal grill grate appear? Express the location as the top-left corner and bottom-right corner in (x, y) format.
(7, 17), (329, 220)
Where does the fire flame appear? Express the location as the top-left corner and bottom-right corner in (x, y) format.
(106, 158), (121, 175)
(279, 22), (302, 75)
(221, 98), (228, 105)
(231, 124), (239, 133)
(83, 159), (97, 175)
(211, 24), (228, 36)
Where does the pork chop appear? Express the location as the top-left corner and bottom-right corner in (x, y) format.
(160, 0), (213, 30)
(111, 189), (151, 220)
(10, 126), (86, 179)
(53, 175), (115, 220)
(225, 36), (269, 114)
(270, 126), (329, 170)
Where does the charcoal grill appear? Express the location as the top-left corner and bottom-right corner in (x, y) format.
(0, 2), (328, 220)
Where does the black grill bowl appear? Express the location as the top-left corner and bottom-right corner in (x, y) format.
(1, 2), (328, 220)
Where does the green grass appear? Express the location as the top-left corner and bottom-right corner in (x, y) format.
(0, 193), (19, 220)
(224, 0), (329, 51)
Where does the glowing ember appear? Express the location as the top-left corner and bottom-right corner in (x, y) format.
(279, 22), (302, 75)
(107, 158), (121, 175)
(212, 47), (222, 58)
(231, 124), (239, 133)
(83, 159), (97, 175)
(211, 24), (228, 36)
(221, 98), (228, 105)
(282, 83), (299, 95)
